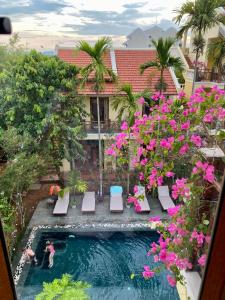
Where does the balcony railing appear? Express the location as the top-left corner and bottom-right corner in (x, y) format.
(83, 120), (120, 134)
(196, 70), (225, 83)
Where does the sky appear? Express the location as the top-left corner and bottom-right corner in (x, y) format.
(0, 0), (186, 50)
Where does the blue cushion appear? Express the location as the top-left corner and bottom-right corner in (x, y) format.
(110, 186), (123, 195)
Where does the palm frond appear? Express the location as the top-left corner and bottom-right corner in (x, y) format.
(140, 61), (159, 74)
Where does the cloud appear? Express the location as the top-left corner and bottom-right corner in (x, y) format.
(123, 2), (147, 9)
(0, 0), (67, 15)
(64, 8), (161, 35)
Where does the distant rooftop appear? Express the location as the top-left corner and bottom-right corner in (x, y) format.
(124, 26), (179, 49)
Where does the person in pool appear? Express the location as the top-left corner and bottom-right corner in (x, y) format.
(23, 246), (38, 265)
(45, 241), (55, 268)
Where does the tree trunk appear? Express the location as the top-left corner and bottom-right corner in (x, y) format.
(160, 68), (164, 94)
(192, 50), (199, 94)
(127, 131), (131, 195)
(96, 96), (103, 198)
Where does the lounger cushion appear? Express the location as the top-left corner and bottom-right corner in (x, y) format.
(110, 194), (123, 212)
(135, 186), (150, 212)
(157, 186), (175, 210)
(110, 186), (123, 195)
(158, 196), (175, 210)
(82, 192), (95, 213)
(158, 186), (170, 196)
(53, 192), (70, 215)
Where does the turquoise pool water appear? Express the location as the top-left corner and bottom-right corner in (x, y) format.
(19, 231), (179, 300)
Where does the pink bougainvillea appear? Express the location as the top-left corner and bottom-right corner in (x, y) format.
(106, 85), (225, 286)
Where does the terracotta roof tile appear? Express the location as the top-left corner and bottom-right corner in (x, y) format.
(58, 48), (177, 95)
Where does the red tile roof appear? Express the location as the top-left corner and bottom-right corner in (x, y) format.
(57, 48), (177, 95)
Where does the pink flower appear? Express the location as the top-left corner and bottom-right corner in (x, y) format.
(140, 158), (148, 166)
(178, 90), (185, 99)
(177, 135), (185, 142)
(168, 223), (177, 235)
(105, 148), (116, 156)
(142, 266), (155, 279)
(179, 143), (189, 155)
(198, 254), (207, 266)
(169, 120), (177, 130)
(167, 205), (181, 217)
(147, 139), (157, 150)
(203, 113), (213, 123)
(133, 185), (138, 194)
(139, 172), (144, 181)
(166, 171), (175, 177)
(190, 134), (202, 147)
(181, 120), (190, 130)
(135, 203), (142, 212)
(138, 97), (145, 105)
(120, 121), (128, 131)
(167, 275), (176, 287)
(149, 216), (161, 222)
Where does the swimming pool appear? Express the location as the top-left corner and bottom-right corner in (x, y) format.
(17, 230), (179, 300)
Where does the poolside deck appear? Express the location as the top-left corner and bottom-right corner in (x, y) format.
(28, 194), (169, 228)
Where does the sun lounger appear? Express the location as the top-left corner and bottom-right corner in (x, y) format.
(110, 186), (123, 212)
(53, 192), (70, 215)
(157, 186), (175, 210)
(82, 192), (96, 213)
(135, 186), (150, 212)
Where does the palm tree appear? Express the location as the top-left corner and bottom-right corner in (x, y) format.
(174, 0), (225, 93)
(112, 84), (151, 194)
(140, 38), (184, 93)
(77, 37), (117, 198)
(207, 36), (225, 80)
(60, 170), (87, 206)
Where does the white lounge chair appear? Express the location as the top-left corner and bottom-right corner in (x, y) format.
(53, 192), (70, 215)
(82, 192), (96, 213)
(135, 186), (150, 213)
(110, 186), (123, 212)
(157, 186), (175, 210)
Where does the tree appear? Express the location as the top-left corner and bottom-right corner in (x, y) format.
(0, 50), (87, 179)
(35, 274), (90, 300)
(140, 38), (183, 93)
(111, 83), (150, 194)
(77, 37), (117, 197)
(207, 36), (225, 79)
(174, 0), (225, 92)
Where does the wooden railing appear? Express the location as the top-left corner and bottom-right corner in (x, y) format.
(83, 120), (120, 134)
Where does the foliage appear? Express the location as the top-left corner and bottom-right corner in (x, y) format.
(77, 37), (117, 93)
(0, 192), (15, 234)
(112, 83), (151, 126)
(106, 85), (225, 286)
(140, 38), (183, 92)
(0, 50), (87, 176)
(0, 153), (46, 228)
(35, 274), (91, 300)
(60, 170), (87, 198)
(207, 36), (225, 75)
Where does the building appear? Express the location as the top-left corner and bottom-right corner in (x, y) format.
(57, 45), (179, 178)
(181, 7), (225, 96)
(124, 26), (178, 48)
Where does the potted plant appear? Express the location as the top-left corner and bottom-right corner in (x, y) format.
(48, 184), (61, 204)
(59, 170), (87, 208)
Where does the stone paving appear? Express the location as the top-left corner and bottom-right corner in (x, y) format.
(28, 194), (169, 228)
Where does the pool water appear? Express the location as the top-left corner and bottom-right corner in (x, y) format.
(19, 231), (179, 300)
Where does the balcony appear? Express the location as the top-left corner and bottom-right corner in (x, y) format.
(83, 120), (120, 134)
(196, 70), (225, 83)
